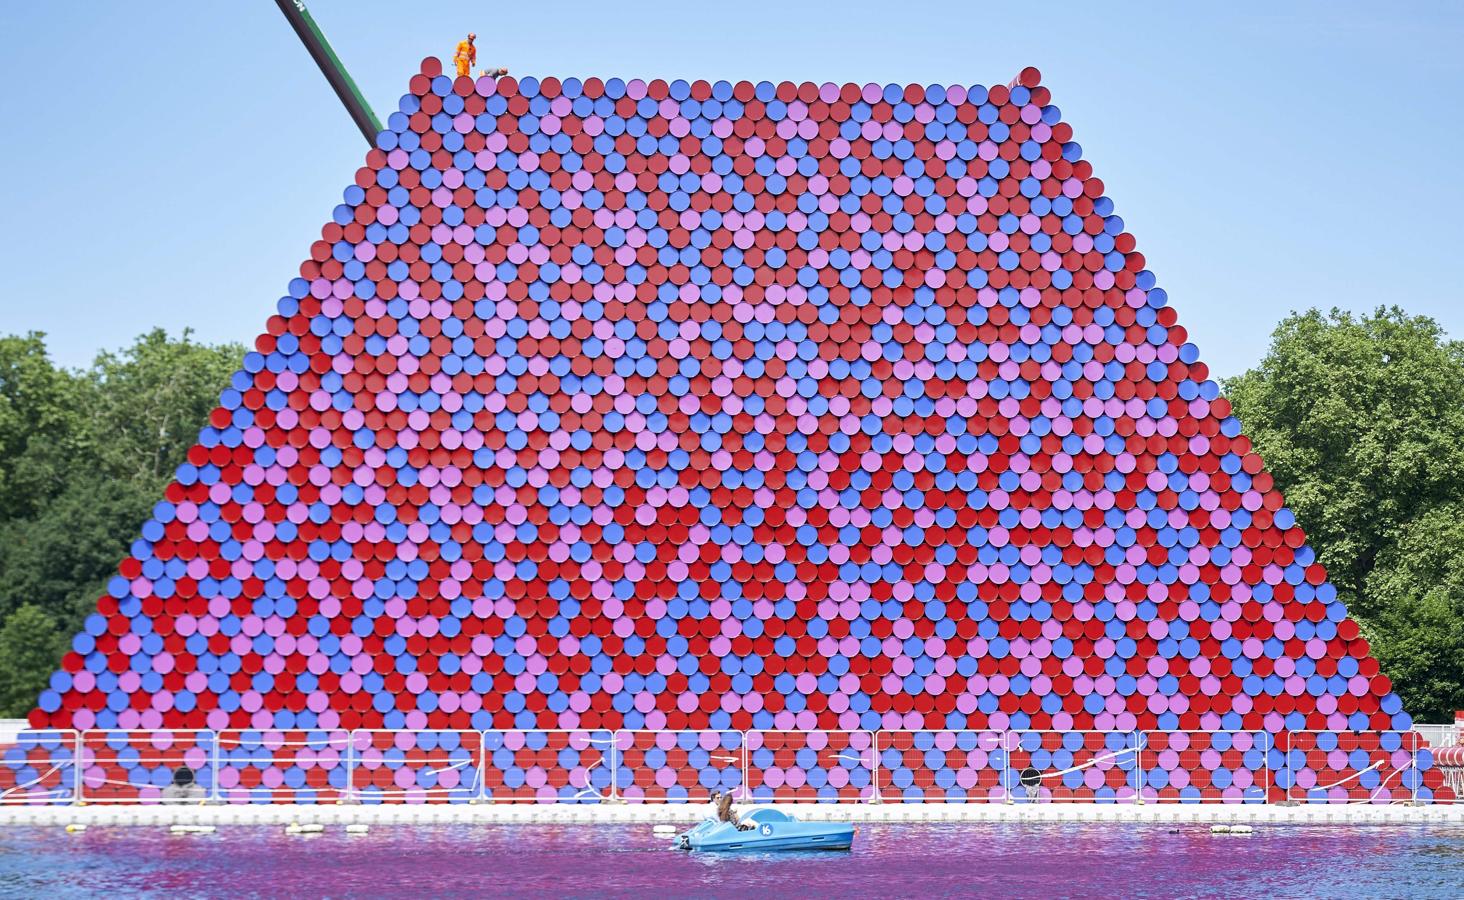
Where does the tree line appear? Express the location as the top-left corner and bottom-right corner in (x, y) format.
(0, 330), (242, 715)
(0, 308), (1461, 721)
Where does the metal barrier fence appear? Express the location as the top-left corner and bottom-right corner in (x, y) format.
(80, 729), (214, 803)
(613, 730), (743, 802)
(0, 728), (1455, 805)
(1005, 730), (1143, 803)
(876, 730), (1007, 802)
(745, 731), (875, 803)
(0, 730), (76, 804)
(215, 730), (351, 804)
(480, 730), (615, 803)
(1138, 731), (1272, 804)
(1282, 731), (1421, 805)
(351, 730), (482, 804)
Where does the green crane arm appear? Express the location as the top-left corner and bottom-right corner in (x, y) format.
(272, 0), (384, 146)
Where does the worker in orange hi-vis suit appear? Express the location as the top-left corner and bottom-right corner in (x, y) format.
(454, 33), (477, 78)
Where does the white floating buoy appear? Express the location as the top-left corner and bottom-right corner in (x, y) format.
(285, 822), (325, 835)
(1210, 824), (1230, 834)
(1231, 824), (1254, 835)
(346, 824), (370, 835)
(64, 824), (87, 833)
(169, 824), (216, 835)
(652, 824), (678, 835)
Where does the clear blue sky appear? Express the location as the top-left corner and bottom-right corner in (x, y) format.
(1, 2), (1460, 376)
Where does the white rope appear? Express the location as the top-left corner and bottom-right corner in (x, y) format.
(353, 756), (474, 790)
(1364, 761), (1417, 805)
(1035, 746), (1138, 781)
(568, 743), (612, 801)
(0, 762), (72, 801)
(1314, 758), (1383, 791)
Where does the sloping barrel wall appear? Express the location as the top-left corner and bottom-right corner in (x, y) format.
(23, 60), (1449, 803)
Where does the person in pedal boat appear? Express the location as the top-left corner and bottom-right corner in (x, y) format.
(715, 792), (754, 830)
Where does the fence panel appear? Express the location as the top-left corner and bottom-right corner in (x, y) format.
(214, 729), (351, 804)
(743, 730), (875, 802)
(0, 730), (78, 805)
(612, 730), (743, 802)
(349, 730), (482, 804)
(875, 730), (1008, 803)
(1005, 731), (1141, 803)
(479, 730), (614, 803)
(1137, 731), (1271, 803)
(1284, 731), (1420, 804)
(1412, 724), (1458, 750)
(78, 730), (213, 804)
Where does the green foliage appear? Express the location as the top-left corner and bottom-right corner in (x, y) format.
(1227, 307), (1464, 720)
(0, 476), (159, 625)
(1364, 505), (1464, 722)
(0, 605), (64, 719)
(0, 329), (241, 717)
(84, 329), (244, 485)
(0, 334), (89, 523)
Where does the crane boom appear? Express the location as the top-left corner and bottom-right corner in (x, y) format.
(272, 0), (383, 146)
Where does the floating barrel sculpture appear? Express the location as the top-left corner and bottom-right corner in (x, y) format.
(24, 58), (1448, 801)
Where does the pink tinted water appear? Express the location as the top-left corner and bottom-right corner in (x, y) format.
(1, 823), (1461, 897)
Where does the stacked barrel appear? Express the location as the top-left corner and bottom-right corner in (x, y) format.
(1431, 713), (1464, 801)
(25, 58), (1437, 798)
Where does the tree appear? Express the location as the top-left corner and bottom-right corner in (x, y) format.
(1364, 504), (1464, 721)
(0, 475), (158, 624)
(0, 329), (242, 715)
(1227, 306), (1464, 721)
(83, 328), (244, 484)
(0, 605), (64, 718)
(1224, 307), (1464, 610)
(0, 334), (88, 524)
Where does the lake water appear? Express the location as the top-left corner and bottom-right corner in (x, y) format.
(1, 822), (1461, 897)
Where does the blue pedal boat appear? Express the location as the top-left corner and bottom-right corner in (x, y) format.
(675, 808), (855, 852)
